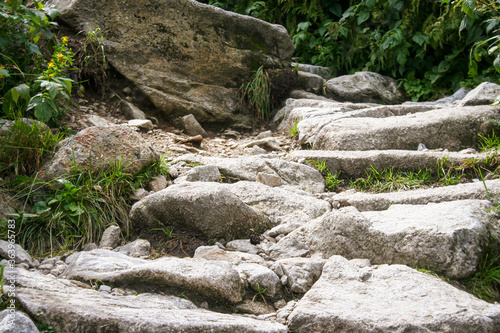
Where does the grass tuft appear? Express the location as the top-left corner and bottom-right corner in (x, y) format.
(0, 119), (64, 177)
(1, 155), (169, 256)
(240, 65), (272, 121)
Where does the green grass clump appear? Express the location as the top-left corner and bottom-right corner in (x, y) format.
(0, 119), (64, 177)
(308, 160), (343, 192)
(1, 155), (169, 256)
(479, 130), (500, 151)
(350, 158), (465, 193)
(289, 118), (299, 137)
(240, 65), (272, 121)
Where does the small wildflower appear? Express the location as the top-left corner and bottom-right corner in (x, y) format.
(57, 53), (64, 62)
(62, 36), (69, 43)
(48, 62), (55, 69)
(49, 73), (55, 78)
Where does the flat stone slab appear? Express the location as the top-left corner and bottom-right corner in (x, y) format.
(288, 149), (487, 178)
(270, 200), (498, 278)
(225, 181), (331, 235)
(64, 249), (245, 304)
(329, 179), (500, 211)
(10, 269), (287, 333)
(172, 154), (325, 193)
(288, 256), (500, 332)
(311, 105), (500, 151)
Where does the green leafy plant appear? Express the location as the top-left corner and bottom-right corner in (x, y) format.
(3, 157), (169, 256)
(240, 65), (272, 121)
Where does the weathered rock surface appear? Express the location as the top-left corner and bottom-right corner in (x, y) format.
(98, 225), (121, 249)
(460, 82), (500, 106)
(324, 71), (404, 104)
(329, 179), (500, 211)
(64, 249), (245, 304)
(129, 182), (271, 240)
(10, 268), (287, 332)
(0, 310), (39, 333)
(236, 263), (282, 297)
(312, 105), (500, 151)
(193, 245), (265, 264)
(44, 126), (158, 179)
(275, 257), (325, 293)
(172, 154), (325, 193)
(0, 241), (33, 267)
(225, 181), (331, 235)
(292, 63), (332, 80)
(271, 200), (498, 278)
(289, 149), (488, 178)
(48, 0), (293, 124)
(117, 239), (151, 257)
(288, 256), (500, 332)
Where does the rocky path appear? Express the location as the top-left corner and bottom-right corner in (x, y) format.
(4, 82), (500, 332)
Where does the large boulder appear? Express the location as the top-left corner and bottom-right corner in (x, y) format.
(324, 71), (404, 104)
(48, 0), (294, 124)
(288, 256), (500, 332)
(270, 200), (498, 279)
(10, 268), (287, 332)
(44, 126), (158, 179)
(129, 182), (271, 240)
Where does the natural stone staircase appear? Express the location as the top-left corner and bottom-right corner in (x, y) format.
(5, 84), (500, 332)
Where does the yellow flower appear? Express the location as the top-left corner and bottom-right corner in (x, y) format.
(57, 53), (64, 62)
(49, 73), (55, 78)
(62, 36), (69, 43)
(48, 62), (54, 69)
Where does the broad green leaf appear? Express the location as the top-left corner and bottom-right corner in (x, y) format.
(366, 0), (377, 8)
(412, 32), (426, 46)
(25, 41), (42, 55)
(462, 0), (475, 18)
(45, 8), (60, 19)
(297, 21), (312, 32)
(437, 60), (450, 73)
(489, 45), (499, 55)
(14, 84), (30, 101)
(0, 68), (10, 78)
(494, 55), (500, 73)
(485, 19), (500, 34)
(10, 87), (20, 104)
(329, 3), (342, 17)
(357, 10), (370, 25)
(34, 100), (53, 122)
(34, 201), (50, 214)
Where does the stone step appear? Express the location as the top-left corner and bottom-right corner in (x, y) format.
(288, 149), (490, 178)
(10, 269), (287, 332)
(269, 200), (499, 279)
(288, 256), (500, 332)
(312, 105), (500, 151)
(279, 102), (500, 151)
(327, 179), (500, 211)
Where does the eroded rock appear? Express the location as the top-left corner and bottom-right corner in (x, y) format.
(288, 256), (500, 332)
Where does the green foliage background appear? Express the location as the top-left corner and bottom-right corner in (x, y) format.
(200, 0), (500, 100)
